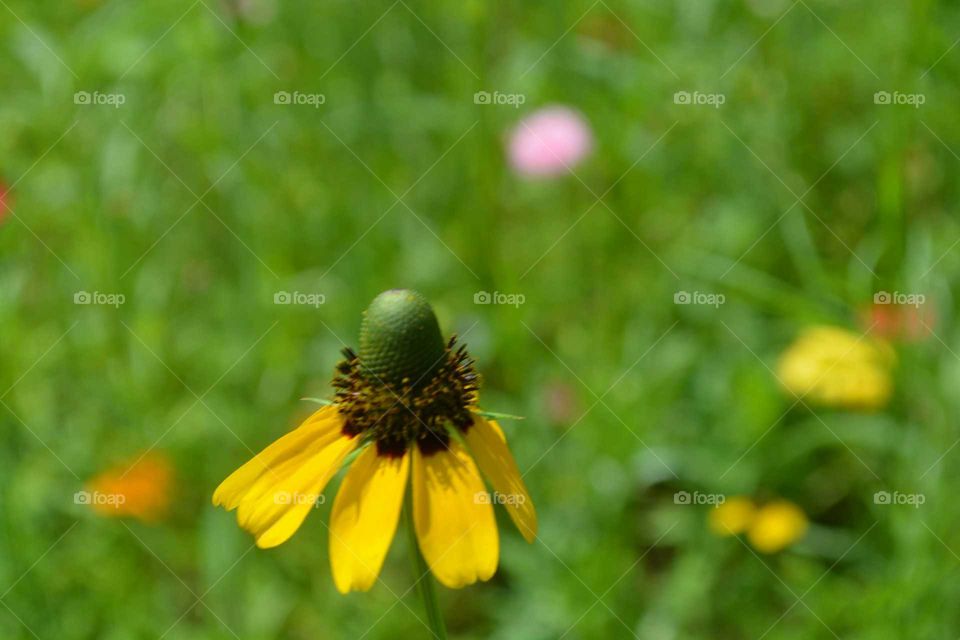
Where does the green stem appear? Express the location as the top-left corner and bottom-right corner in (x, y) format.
(405, 497), (447, 640)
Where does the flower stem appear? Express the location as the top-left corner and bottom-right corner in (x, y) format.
(404, 497), (447, 640)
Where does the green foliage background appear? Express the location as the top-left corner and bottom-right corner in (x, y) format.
(2, 0), (959, 637)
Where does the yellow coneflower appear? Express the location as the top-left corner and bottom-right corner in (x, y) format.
(86, 453), (173, 522)
(776, 325), (895, 410)
(213, 290), (536, 597)
(746, 500), (808, 554)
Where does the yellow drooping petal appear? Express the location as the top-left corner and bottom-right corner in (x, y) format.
(708, 496), (756, 536)
(244, 436), (356, 549)
(747, 500), (808, 553)
(330, 447), (409, 594)
(413, 441), (498, 588)
(213, 406), (358, 548)
(776, 326), (895, 410)
(213, 406), (342, 510)
(464, 415), (537, 542)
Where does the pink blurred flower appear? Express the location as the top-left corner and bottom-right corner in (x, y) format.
(540, 379), (580, 424)
(229, 0), (277, 25)
(508, 106), (593, 177)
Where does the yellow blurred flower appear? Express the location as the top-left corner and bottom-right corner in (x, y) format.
(746, 500), (808, 554)
(776, 326), (895, 410)
(709, 496), (756, 536)
(86, 453), (173, 522)
(709, 497), (808, 553)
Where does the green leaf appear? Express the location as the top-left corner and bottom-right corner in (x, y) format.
(300, 397), (335, 406)
(474, 410), (525, 421)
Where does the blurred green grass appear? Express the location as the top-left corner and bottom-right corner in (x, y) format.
(3, 0), (960, 637)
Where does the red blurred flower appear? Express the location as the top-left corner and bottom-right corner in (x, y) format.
(0, 181), (10, 224)
(862, 301), (935, 342)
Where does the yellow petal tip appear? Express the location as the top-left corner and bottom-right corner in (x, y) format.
(521, 525), (537, 543)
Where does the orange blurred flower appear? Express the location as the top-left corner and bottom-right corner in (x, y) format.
(85, 453), (174, 522)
